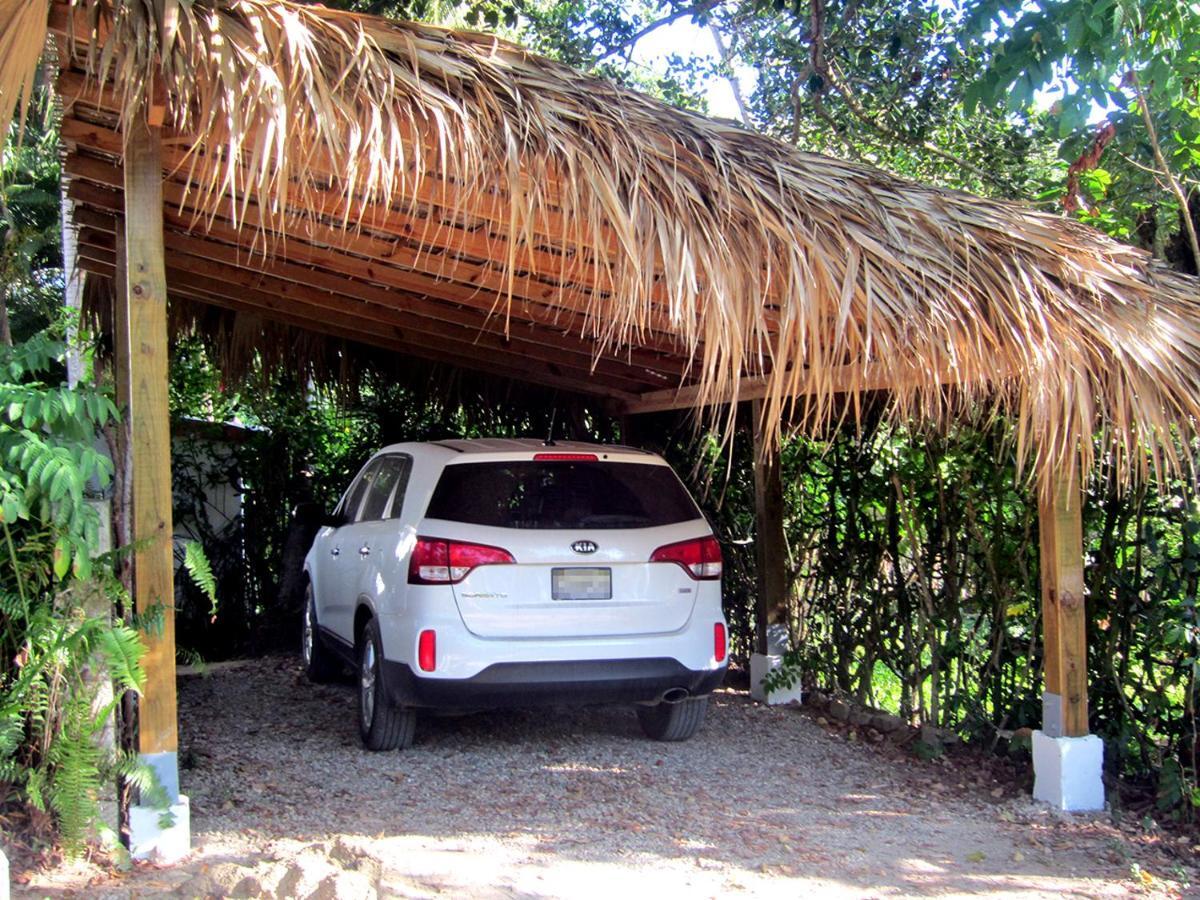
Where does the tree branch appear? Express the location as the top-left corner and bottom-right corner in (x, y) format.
(596, 0), (727, 63)
(708, 21), (752, 124)
(1129, 68), (1200, 272)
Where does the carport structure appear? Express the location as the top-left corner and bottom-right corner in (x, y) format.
(4, 0), (1200, 856)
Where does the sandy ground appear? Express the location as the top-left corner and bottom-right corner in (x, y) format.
(12, 657), (1198, 898)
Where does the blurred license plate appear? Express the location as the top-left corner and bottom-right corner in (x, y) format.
(552, 567), (611, 601)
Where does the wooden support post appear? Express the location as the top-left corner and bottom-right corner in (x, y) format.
(1038, 468), (1089, 738)
(118, 114), (179, 777)
(751, 399), (788, 655)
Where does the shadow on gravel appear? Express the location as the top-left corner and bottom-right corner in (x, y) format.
(166, 657), (1125, 898)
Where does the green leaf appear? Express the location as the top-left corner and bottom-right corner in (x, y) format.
(48, 465), (73, 503)
(52, 538), (70, 580)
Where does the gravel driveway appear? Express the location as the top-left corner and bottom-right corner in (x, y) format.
(17, 657), (1192, 898)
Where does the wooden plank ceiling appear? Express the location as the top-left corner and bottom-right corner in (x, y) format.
(58, 64), (710, 407)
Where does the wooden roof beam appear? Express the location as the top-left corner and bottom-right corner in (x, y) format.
(73, 209), (683, 384)
(621, 363), (995, 414)
(75, 233), (656, 395)
(76, 253), (639, 401)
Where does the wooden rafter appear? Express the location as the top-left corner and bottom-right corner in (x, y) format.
(73, 214), (679, 388)
(76, 253), (641, 400)
(64, 163), (685, 359)
(74, 237), (656, 395)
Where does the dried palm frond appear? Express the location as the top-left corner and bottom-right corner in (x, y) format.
(0, 0), (50, 145)
(6, 0), (1200, 491)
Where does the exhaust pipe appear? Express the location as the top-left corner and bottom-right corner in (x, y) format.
(660, 687), (690, 704)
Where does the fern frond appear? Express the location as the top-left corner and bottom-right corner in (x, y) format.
(46, 700), (102, 854)
(182, 540), (219, 618)
(98, 625), (146, 696)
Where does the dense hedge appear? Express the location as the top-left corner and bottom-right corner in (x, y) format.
(654, 414), (1200, 811)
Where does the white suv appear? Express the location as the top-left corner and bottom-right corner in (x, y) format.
(302, 438), (728, 750)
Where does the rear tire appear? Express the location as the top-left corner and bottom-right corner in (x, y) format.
(302, 584), (340, 683)
(636, 695), (709, 742)
(358, 619), (417, 751)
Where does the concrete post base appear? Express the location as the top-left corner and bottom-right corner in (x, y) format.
(749, 652), (803, 705)
(1032, 730), (1105, 812)
(129, 795), (191, 863)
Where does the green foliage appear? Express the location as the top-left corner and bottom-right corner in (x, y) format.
(1086, 474), (1200, 814)
(2, 96), (64, 343)
(0, 325), (164, 855)
(965, 0), (1200, 263)
(322, 0), (521, 32)
(759, 648), (802, 695)
(8, 597), (145, 855)
(0, 328), (119, 582)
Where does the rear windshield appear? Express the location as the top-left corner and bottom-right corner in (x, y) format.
(424, 460), (703, 529)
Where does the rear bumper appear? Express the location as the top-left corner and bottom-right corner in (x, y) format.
(381, 657), (727, 709)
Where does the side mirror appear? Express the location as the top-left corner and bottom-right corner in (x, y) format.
(321, 510), (346, 529)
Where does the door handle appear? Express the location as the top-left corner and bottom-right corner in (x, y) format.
(330, 547), (340, 557)
(358, 545), (371, 557)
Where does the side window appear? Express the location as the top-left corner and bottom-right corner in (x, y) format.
(385, 456), (414, 520)
(338, 459), (380, 523)
(357, 456), (409, 523)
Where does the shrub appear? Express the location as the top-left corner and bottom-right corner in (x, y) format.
(0, 327), (157, 854)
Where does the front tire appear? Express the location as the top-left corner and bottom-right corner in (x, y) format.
(358, 619), (417, 751)
(302, 584), (340, 683)
(637, 695), (709, 742)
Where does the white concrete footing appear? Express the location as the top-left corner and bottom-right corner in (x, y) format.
(749, 652), (803, 705)
(1, 845), (9, 900)
(129, 795), (191, 863)
(1032, 730), (1105, 812)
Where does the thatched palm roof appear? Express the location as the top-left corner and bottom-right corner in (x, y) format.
(4, 0), (1200, 487)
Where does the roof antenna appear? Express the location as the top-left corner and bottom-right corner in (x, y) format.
(544, 409), (557, 446)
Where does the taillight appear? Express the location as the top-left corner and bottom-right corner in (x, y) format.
(418, 630), (436, 672)
(407, 537), (516, 584)
(714, 622), (727, 663)
(650, 536), (723, 580)
(532, 453), (598, 461)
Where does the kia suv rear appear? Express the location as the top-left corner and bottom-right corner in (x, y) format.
(302, 439), (727, 750)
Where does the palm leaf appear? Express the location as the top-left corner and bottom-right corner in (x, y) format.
(0, 0), (49, 147)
